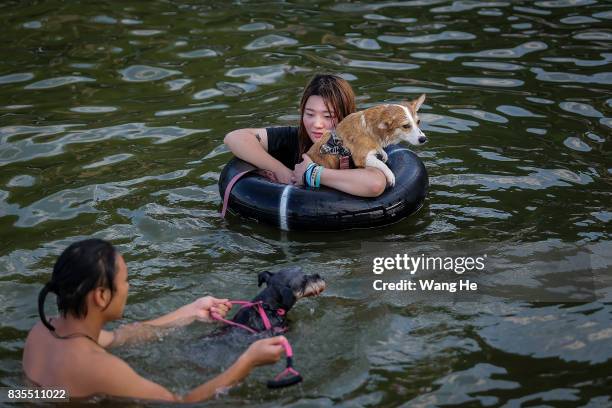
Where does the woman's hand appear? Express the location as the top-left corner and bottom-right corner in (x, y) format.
(292, 154), (314, 186)
(273, 166), (296, 185)
(183, 297), (232, 323)
(242, 336), (286, 367)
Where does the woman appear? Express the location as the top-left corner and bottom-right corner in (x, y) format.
(23, 239), (286, 402)
(224, 74), (387, 197)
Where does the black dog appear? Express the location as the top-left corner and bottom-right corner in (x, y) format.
(228, 266), (326, 333)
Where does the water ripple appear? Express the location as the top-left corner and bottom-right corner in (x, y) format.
(155, 104), (227, 117)
(535, 0), (597, 8)
(332, 0), (449, 12)
(0, 124), (207, 166)
(346, 37), (381, 50)
(82, 153), (133, 169)
(4, 170), (193, 227)
(348, 59), (419, 71)
(412, 41), (547, 61)
(404, 364), (518, 407)
(478, 304), (612, 364)
(559, 102), (603, 117)
(7, 175), (36, 187)
(177, 48), (218, 58)
(119, 65), (181, 82)
(193, 88), (224, 100)
(447, 77), (525, 87)
(573, 31), (612, 41)
(432, 1), (510, 13)
(238, 22), (274, 31)
(389, 85), (448, 94)
(91, 15), (118, 24)
(496, 105), (544, 117)
(432, 167), (593, 190)
(226, 64), (289, 85)
(560, 15), (600, 24)
(0, 124), (81, 144)
(513, 5), (551, 15)
(563, 137), (592, 152)
(0, 73), (34, 85)
(379, 31), (475, 44)
(531, 67), (612, 84)
(166, 79), (192, 91)
(542, 53), (612, 67)
(422, 113), (479, 133)
(24, 76), (95, 89)
(130, 29), (163, 36)
(70, 106), (118, 113)
(451, 109), (509, 123)
(462, 61), (523, 71)
(244, 34), (297, 50)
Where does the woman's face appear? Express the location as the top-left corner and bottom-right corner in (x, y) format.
(302, 95), (337, 143)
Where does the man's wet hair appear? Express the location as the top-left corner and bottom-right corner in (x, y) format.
(38, 239), (118, 332)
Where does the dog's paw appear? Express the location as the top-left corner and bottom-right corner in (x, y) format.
(386, 173), (396, 187)
(380, 150), (388, 163)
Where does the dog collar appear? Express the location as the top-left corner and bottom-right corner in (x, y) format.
(319, 130), (352, 169)
(320, 130), (351, 157)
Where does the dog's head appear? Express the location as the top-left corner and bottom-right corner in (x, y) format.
(368, 94), (427, 146)
(257, 267), (326, 311)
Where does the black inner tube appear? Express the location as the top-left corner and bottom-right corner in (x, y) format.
(219, 145), (429, 231)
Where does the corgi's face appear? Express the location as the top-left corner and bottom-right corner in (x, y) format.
(371, 94), (427, 146)
(398, 94), (427, 146)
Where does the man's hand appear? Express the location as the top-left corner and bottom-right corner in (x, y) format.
(242, 336), (286, 367)
(184, 297), (232, 323)
(292, 154), (314, 186)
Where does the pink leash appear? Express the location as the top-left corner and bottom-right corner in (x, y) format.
(210, 300), (276, 334)
(221, 168), (280, 218)
(221, 170), (252, 218)
(210, 300), (302, 388)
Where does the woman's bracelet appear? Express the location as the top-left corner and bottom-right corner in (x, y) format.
(315, 165), (323, 187)
(304, 163), (323, 188)
(303, 163), (317, 187)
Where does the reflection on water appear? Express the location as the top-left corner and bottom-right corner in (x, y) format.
(0, 0), (611, 405)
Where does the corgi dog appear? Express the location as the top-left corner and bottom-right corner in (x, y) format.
(306, 94), (427, 187)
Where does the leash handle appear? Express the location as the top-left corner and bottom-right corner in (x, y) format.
(267, 337), (302, 389)
(208, 299), (303, 388)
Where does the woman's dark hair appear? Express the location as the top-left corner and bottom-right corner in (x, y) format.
(297, 74), (356, 156)
(38, 239), (118, 331)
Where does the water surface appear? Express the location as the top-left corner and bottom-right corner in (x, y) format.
(0, 0), (611, 406)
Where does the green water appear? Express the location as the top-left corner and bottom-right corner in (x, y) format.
(1, 0), (611, 406)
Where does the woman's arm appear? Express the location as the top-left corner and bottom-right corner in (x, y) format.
(89, 336), (286, 403)
(224, 128), (294, 184)
(293, 154), (387, 197)
(99, 297), (231, 348)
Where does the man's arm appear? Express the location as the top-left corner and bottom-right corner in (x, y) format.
(88, 337), (286, 402)
(99, 297), (231, 348)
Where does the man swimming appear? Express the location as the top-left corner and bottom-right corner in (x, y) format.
(23, 238), (286, 402)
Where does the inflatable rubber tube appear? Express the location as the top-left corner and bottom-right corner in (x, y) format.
(218, 145), (428, 231)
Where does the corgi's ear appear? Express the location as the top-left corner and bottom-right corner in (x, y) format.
(258, 271), (274, 287)
(378, 119), (393, 130)
(412, 94), (426, 112)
